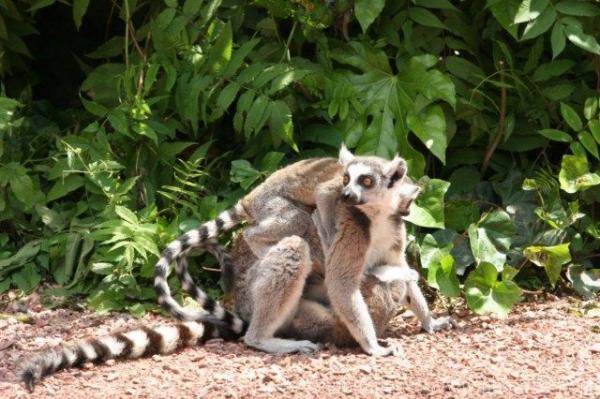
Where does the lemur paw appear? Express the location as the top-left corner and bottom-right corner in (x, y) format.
(294, 340), (323, 353)
(422, 316), (454, 333)
(367, 340), (405, 357)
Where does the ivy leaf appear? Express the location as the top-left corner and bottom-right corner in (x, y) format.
(354, 0), (385, 32)
(419, 233), (452, 270)
(560, 102), (583, 131)
(404, 177), (450, 229)
(428, 254), (461, 297)
(468, 210), (515, 271)
(558, 154), (600, 193)
(567, 265), (600, 299)
(524, 243), (571, 286)
(407, 105), (447, 164)
(465, 262), (522, 316)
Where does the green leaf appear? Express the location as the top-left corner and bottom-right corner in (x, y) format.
(415, 0), (459, 11)
(584, 97), (599, 120)
(567, 265), (600, 299)
(420, 233), (453, 270)
(47, 175), (86, 202)
(560, 102), (583, 131)
(464, 262), (522, 316)
(207, 22), (233, 73)
(269, 100), (297, 151)
(407, 105), (447, 164)
(428, 254), (461, 297)
(10, 174), (34, 207)
(86, 36), (124, 59)
(550, 22), (566, 58)
(408, 7), (447, 29)
(488, 0), (520, 39)
(29, 0), (55, 12)
(590, 120), (600, 143)
(514, 0), (549, 24)
(0, 241), (40, 271)
(115, 205), (139, 225)
(445, 199), (481, 232)
(578, 131), (599, 159)
(523, 243), (571, 286)
(216, 81), (241, 111)
(555, 1), (600, 17)
(532, 59), (574, 82)
(259, 152), (285, 173)
(35, 205), (65, 232)
(73, 0), (90, 30)
(354, 0), (385, 32)
(562, 19), (600, 55)
(468, 210), (516, 271)
(558, 154), (600, 193)
(230, 160), (261, 190)
(538, 129), (572, 142)
(0, 15), (8, 40)
(521, 5), (556, 40)
(11, 264), (41, 293)
(404, 177), (450, 229)
(244, 95), (271, 136)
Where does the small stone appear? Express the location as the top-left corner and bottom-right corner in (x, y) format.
(106, 373), (118, 382)
(590, 343), (600, 353)
(358, 365), (372, 374)
(152, 354), (162, 362)
(105, 359), (115, 366)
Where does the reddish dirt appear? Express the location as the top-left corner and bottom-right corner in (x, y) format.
(1, 297), (600, 399)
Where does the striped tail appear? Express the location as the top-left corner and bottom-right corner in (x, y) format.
(154, 202), (247, 323)
(174, 241), (247, 335)
(21, 320), (238, 392)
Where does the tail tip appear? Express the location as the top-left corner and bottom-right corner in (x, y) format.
(21, 368), (36, 393)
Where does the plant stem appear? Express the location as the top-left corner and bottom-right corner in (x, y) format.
(124, 0), (130, 68)
(280, 21), (297, 63)
(482, 60), (507, 173)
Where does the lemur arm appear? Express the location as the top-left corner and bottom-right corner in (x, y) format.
(312, 177), (343, 251)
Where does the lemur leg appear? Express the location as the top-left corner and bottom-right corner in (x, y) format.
(244, 235), (322, 354)
(243, 205), (312, 259)
(400, 281), (453, 333)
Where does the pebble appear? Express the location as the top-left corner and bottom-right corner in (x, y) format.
(590, 343), (600, 353)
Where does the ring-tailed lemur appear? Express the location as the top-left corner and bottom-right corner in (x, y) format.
(153, 156), (342, 330)
(313, 146), (453, 356)
(161, 146), (418, 352)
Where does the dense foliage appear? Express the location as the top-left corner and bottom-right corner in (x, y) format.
(1, 0), (599, 316)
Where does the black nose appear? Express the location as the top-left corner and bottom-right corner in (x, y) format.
(341, 192), (351, 201)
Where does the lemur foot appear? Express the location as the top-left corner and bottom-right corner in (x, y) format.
(421, 316), (454, 333)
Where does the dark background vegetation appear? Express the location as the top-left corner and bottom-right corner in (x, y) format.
(0, 0), (599, 316)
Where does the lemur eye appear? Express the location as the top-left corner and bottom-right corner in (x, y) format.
(343, 174), (350, 185)
(361, 176), (373, 188)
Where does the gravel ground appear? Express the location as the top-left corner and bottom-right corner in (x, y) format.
(1, 297), (600, 399)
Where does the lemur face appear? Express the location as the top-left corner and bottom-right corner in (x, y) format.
(338, 144), (408, 206)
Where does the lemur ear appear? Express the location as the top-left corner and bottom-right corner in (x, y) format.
(384, 155), (407, 187)
(384, 155), (407, 177)
(338, 143), (354, 166)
